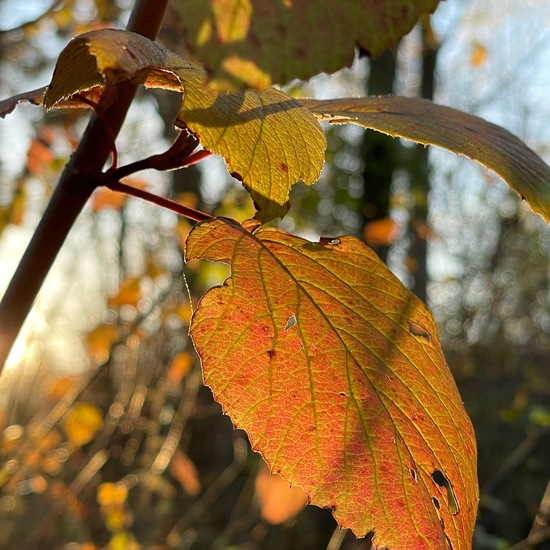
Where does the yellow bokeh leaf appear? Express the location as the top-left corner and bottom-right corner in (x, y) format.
(97, 482), (128, 506)
(86, 323), (119, 364)
(63, 403), (103, 447)
(108, 277), (141, 308)
(470, 42), (488, 67)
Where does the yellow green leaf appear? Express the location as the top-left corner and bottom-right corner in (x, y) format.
(186, 218), (478, 548)
(172, 0), (441, 89)
(301, 96), (550, 223)
(43, 29), (326, 221)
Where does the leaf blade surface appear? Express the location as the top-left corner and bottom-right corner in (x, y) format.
(301, 96), (550, 222)
(172, 0), (440, 88)
(187, 218), (478, 549)
(42, 29), (326, 221)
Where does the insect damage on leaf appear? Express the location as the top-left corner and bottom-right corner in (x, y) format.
(186, 218), (478, 549)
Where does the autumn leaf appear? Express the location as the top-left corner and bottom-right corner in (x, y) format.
(170, 449), (201, 495)
(301, 96), (550, 223)
(172, 0), (440, 89)
(41, 29), (326, 222)
(255, 460), (307, 525)
(363, 217), (400, 247)
(0, 87), (46, 118)
(63, 403), (103, 447)
(186, 218), (478, 549)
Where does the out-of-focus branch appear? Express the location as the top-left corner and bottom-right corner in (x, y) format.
(0, 0), (170, 374)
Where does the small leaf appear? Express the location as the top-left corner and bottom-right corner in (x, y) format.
(43, 29), (326, 222)
(86, 323), (119, 364)
(186, 218), (478, 549)
(255, 460), (307, 525)
(301, 96), (550, 223)
(172, 0), (440, 89)
(363, 217), (400, 247)
(170, 449), (201, 495)
(108, 277), (141, 308)
(97, 482), (128, 506)
(63, 403), (103, 447)
(0, 87), (46, 119)
(167, 352), (194, 385)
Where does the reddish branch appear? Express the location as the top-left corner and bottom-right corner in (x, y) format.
(105, 179), (212, 223)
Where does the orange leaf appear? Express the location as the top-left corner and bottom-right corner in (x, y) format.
(97, 482), (128, 506)
(170, 449), (201, 495)
(255, 461), (307, 524)
(108, 277), (141, 308)
(167, 352), (193, 385)
(186, 218), (478, 549)
(86, 323), (119, 364)
(26, 138), (54, 174)
(91, 188), (128, 211)
(363, 217), (400, 246)
(470, 42), (488, 67)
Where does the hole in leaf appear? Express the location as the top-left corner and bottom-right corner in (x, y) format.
(319, 236), (340, 246)
(284, 315), (296, 330)
(408, 321), (431, 341)
(431, 470), (459, 514)
(432, 496), (440, 510)
(339, 392), (347, 397)
(409, 468), (417, 482)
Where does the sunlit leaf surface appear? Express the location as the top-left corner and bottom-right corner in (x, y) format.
(42, 29), (326, 221)
(301, 96), (550, 223)
(187, 218), (478, 549)
(172, 0), (440, 88)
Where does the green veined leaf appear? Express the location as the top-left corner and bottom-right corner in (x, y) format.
(42, 29), (326, 222)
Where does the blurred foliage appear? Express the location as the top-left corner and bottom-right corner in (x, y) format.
(0, 1), (550, 549)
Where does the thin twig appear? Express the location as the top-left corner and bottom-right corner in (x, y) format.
(105, 179), (213, 222)
(481, 427), (550, 496)
(508, 525), (550, 550)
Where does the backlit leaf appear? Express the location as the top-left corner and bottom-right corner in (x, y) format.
(301, 96), (550, 223)
(172, 0), (440, 89)
(186, 218), (478, 548)
(42, 29), (326, 221)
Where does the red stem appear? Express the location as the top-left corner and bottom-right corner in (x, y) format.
(106, 180), (213, 222)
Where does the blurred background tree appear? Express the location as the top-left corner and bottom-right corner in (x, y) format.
(0, 1), (549, 549)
